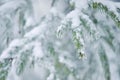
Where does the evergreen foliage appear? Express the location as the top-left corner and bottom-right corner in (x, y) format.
(0, 0), (120, 80)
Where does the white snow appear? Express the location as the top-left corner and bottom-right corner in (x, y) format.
(33, 42), (44, 58)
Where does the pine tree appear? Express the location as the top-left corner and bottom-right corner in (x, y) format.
(0, 0), (120, 80)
